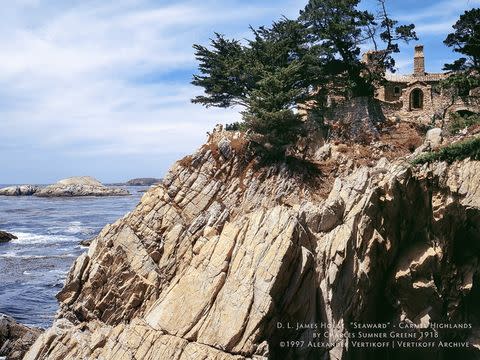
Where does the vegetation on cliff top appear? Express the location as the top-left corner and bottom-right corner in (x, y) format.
(412, 136), (480, 165)
(191, 0), (416, 158)
(448, 112), (480, 134)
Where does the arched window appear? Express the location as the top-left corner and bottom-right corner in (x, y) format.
(410, 88), (424, 110)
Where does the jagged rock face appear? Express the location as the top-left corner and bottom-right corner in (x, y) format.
(24, 130), (480, 360)
(0, 313), (42, 360)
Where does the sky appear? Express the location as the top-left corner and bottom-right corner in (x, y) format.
(0, 0), (479, 184)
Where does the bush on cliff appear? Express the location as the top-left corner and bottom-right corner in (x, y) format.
(448, 112), (480, 134)
(412, 137), (480, 165)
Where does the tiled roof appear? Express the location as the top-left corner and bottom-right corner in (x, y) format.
(385, 72), (448, 83)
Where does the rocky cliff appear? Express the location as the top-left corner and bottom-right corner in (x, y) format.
(23, 127), (480, 360)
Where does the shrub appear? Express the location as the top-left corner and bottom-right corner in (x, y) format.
(412, 136), (480, 165)
(448, 112), (480, 134)
(225, 122), (248, 132)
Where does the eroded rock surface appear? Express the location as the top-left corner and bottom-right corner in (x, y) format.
(24, 130), (480, 359)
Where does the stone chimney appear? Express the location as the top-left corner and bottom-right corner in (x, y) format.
(414, 45), (425, 76)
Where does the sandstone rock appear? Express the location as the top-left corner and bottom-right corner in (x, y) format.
(35, 176), (129, 197)
(0, 314), (42, 360)
(0, 185), (39, 196)
(24, 130), (480, 359)
(0, 231), (17, 243)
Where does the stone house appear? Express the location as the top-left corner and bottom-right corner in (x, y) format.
(367, 45), (479, 124)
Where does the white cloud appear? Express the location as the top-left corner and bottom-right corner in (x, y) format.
(0, 0), (294, 165)
(395, 0), (480, 37)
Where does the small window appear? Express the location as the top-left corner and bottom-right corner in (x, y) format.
(394, 86), (400, 95)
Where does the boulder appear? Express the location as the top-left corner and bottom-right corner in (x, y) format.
(0, 314), (42, 360)
(0, 185), (39, 196)
(425, 127), (443, 148)
(0, 231), (17, 243)
(35, 176), (129, 197)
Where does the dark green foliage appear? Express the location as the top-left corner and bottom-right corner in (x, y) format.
(192, 34), (253, 108)
(412, 137), (480, 165)
(193, 19), (315, 157)
(444, 8), (480, 71)
(225, 122), (247, 132)
(442, 8), (480, 97)
(448, 112), (480, 134)
(299, 0), (375, 97)
(299, 0), (416, 97)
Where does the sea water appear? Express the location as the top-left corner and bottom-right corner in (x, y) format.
(0, 187), (146, 328)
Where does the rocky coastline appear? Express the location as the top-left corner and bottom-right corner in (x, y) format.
(17, 124), (480, 360)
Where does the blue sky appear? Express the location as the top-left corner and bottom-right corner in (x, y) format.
(0, 0), (478, 184)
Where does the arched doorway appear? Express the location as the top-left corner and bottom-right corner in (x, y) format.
(410, 88), (424, 110)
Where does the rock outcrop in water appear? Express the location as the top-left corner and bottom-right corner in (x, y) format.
(24, 126), (480, 359)
(0, 231), (17, 243)
(0, 185), (39, 196)
(0, 314), (42, 360)
(125, 178), (161, 186)
(35, 176), (129, 197)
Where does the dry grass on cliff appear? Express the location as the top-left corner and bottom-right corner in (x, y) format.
(378, 121), (426, 154)
(176, 121), (426, 202)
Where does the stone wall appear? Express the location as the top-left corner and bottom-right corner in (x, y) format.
(383, 83), (406, 102)
(379, 83), (479, 126)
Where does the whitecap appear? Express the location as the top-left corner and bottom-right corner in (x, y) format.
(48, 269), (69, 274)
(65, 221), (85, 234)
(10, 232), (78, 245)
(0, 253), (77, 259)
(0, 250), (18, 258)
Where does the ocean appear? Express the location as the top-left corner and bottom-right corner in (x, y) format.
(0, 187), (146, 328)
